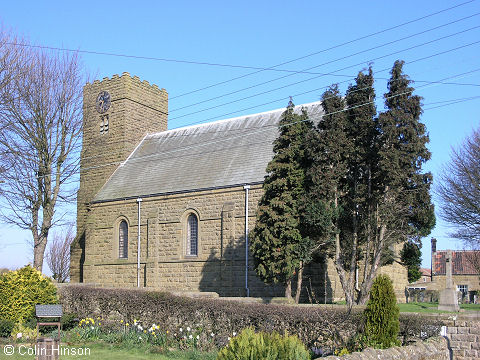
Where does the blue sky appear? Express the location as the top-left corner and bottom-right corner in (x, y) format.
(0, 0), (479, 273)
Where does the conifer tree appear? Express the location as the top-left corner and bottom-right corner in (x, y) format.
(364, 274), (400, 348)
(356, 60), (434, 303)
(250, 100), (314, 300)
(400, 242), (422, 283)
(301, 84), (353, 303)
(305, 62), (434, 306)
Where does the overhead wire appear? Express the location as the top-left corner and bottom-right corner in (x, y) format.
(169, 13), (480, 113)
(170, 0), (477, 99)
(78, 64), (480, 164)
(168, 41), (480, 127)
(169, 24), (480, 121)
(51, 69), (480, 178)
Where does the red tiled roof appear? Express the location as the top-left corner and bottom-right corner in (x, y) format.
(420, 268), (431, 276)
(433, 251), (480, 275)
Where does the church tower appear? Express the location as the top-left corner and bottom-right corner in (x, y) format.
(70, 73), (168, 282)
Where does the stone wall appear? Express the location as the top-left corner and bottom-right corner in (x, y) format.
(323, 336), (449, 360)
(81, 179), (408, 300)
(430, 275), (480, 292)
(82, 184), (284, 297)
(445, 313), (480, 359)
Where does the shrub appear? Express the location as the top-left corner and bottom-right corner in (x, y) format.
(364, 274), (400, 348)
(0, 265), (58, 324)
(11, 322), (38, 342)
(0, 319), (15, 338)
(217, 327), (310, 360)
(61, 312), (79, 331)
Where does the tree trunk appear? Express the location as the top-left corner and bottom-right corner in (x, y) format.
(295, 262), (304, 304)
(285, 278), (292, 299)
(33, 234), (47, 271)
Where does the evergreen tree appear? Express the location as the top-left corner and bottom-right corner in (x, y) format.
(302, 84), (353, 303)
(400, 242), (422, 283)
(305, 62), (434, 306)
(250, 100), (314, 300)
(364, 275), (400, 348)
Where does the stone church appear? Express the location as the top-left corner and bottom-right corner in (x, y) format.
(69, 73), (408, 301)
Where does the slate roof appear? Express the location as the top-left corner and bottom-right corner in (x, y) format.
(432, 251), (480, 275)
(35, 304), (63, 318)
(94, 102), (324, 202)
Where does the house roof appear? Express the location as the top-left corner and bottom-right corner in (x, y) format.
(432, 250), (480, 276)
(93, 101), (324, 202)
(420, 268), (431, 277)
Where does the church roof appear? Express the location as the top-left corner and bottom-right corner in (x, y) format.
(93, 101), (324, 202)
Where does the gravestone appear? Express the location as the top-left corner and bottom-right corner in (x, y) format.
(438, 250), (460, 311)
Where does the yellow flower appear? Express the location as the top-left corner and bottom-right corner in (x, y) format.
(143, 330), (147, 333)
(99, 323), (101, 326)
(120, 320), (124, 323)
(166, 330), (169, 334)
(126, 323), (129, 326)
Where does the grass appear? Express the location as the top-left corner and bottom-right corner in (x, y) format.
(397, 302), (480, 313)
(0, 342), (217, 359)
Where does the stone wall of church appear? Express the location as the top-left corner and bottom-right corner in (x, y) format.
(82, 182), (408, 301)
(82, 184), (284, 297)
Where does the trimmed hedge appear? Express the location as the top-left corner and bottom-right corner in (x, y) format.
(58, 285), (444, 350)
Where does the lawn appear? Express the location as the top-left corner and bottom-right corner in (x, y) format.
(398, 302), (480, 313)
(0, 342), (217, 359)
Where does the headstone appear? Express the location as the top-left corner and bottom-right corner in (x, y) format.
(438, 250), (460, 311)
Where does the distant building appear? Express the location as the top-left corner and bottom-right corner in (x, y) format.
(430, 238), (479, 303)
(420, 268), (431, 283)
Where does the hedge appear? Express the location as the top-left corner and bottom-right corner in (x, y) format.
(58, 285), (444, 350)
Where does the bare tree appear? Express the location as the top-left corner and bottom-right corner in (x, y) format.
(0, 38), (85, 272)
(437, 129), (480, 248)
(46, 226), (75, 282)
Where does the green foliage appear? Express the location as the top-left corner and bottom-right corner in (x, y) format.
(217, 327), (310, 360)
(250, 100), (314, 294)
(0, 318), (14, 337)
(61, 312), (79, 331)
(0, 265), (58, 323)
(11, 322), (38, 342)
(401, 242), (422, 283)
(364, 275), (400, 348)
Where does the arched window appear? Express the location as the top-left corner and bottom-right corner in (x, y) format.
(119, 220), (128, 258)
(186, 214), (198, 256)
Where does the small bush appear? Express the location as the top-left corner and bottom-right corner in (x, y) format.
(11, 322), (38, 342)
(364, 275), (400, 348)
(0, 319), (15, 338)
(217, 327), (310, 360)
(61, 312), (78, 331)
(0, 265), (57, 324)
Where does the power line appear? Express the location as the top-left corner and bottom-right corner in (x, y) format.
(168, 40), (480, 126)
(79, 65), (480, 165)
(3, 1), (476, 96)
(70, 93), (480, 178)
(169, 14), (480, 113)
(170, 0), (477, 99)
(69, 71), (480, 174)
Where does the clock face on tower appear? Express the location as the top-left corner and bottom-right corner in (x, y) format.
(95, 91), (111, 114)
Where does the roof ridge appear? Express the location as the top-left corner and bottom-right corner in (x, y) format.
(148, 100), (322, 138)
